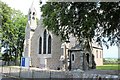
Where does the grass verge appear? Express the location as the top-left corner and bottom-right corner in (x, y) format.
(96, 64), (120, 70)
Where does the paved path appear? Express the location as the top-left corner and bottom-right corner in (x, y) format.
(84, 69), (119, 75)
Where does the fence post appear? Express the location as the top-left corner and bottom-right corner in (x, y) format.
(32, 70), (34, 78)
(9, 67), (11, 76)
(50, 71), (51, 80)
(1, 60), (3, 74)
(19, 67), (21, 78)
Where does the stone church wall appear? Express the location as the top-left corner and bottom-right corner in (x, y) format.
(92, 48), (103, 66)
(30, 20), (46, 67)
(29, 20), (63, 69)
(47, 34), (63, 70)
(71, 51), (83, 70)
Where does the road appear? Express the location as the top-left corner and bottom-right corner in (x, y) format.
(0, 74), (20, 80)
(0, 73), (2, 80)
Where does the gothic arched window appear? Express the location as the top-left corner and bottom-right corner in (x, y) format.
(43, 30), (47, 54)
(39, 37), (42, 54)
(48, 35), (51, 54)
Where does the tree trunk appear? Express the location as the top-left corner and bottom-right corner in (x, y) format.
(14, 48), (18, 66)
(19, 49), (23, 66)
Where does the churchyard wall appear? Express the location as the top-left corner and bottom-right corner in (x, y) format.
(0, 66), (119, 79)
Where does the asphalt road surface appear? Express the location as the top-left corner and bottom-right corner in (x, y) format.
(0, 74), (20, 80)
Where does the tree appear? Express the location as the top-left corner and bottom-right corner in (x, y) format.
(0, 1), (27, 65)
(0, 1), (13, 65)
(41, 2), (120, 50)
(10, 9), (27, 65)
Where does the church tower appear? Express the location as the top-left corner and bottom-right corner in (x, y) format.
(23, 1), (37, 59)
(28, 1), (37, 30)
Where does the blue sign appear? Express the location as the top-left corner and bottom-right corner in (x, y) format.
(21, 57), (25, 67)
(21, 57), (30, 68)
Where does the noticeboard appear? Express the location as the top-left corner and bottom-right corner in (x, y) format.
(21, 57), (30, 68)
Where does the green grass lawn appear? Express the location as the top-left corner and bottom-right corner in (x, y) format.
(96, 64), (120, 70)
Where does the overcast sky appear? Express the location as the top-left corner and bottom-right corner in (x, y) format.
(1, 0), (118, 58)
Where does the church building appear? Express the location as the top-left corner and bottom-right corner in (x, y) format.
(23, 2), (103, 71)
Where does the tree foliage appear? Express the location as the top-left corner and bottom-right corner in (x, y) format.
(0, 1), (27, 65)
(41, 2), (120, 49)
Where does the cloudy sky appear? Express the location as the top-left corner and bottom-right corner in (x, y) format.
(1, 0), (46, 19)
(1, 0), (118, 58)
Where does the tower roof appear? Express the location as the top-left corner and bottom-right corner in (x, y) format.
(29, 0), (36, 14)
(28, 0), (43, 19)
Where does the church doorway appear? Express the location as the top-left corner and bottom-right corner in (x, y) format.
(86, 53), (89, 64)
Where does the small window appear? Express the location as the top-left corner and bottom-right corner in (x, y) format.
(96, 50), (98, 58)
(100, 51), (102, 58)
(72, 53), (75, 62)
(86, 53), (89, 64)
(101, 52), (102, 58)
(29, 16), (31, 20)
(32, 17), (35, 20)
(100, 51), (101, 58)
(33, 12), (35, 15)
(29, 12), (31, 20)
(29, 12), (31, 15)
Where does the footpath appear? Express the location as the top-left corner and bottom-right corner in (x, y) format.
(83, 69), (119, 79)
(84, 69), (119, 75)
